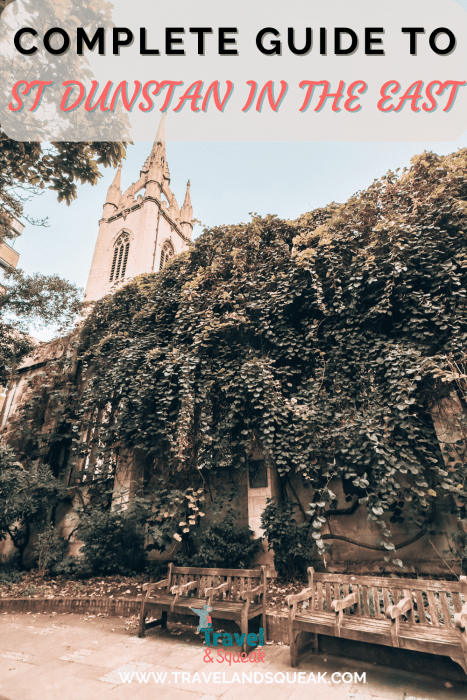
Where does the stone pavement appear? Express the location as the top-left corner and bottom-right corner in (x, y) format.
(0, 610), (465, 700)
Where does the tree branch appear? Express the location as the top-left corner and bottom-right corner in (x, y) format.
(320, 529), (427, 551)
(327, 499), (360, 516)
(286, 477), (307, 519)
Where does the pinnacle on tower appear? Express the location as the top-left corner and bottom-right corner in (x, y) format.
(155, 111), (166, 144)
(169, 191), (180, 220)
(105, 163), (122, 208)
(150, 113), (166, 159)
(141, 113), (167, 176)
(181, 180), (193, 222)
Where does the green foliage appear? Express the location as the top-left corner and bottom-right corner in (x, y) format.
(0, 1), (125, 380)
(0, 0), (125, 245)
(442, 526), (467, 575)
(0, 445), (68, 566)
(177, 516), (262, 569)
(0, 269), (82, 384)
(0, 555), (23, 586)
(21, 584), (39, 597)
(138, 484), (206, 551)
(77, 506), (147, 575)
(261, 499), (315, 580)
(52, 556), (91, 578)
(33, 524), (69, 576)
(8, 148), (467, 559)
(0, 135), (124, 241)
(76, 482), (206, 559)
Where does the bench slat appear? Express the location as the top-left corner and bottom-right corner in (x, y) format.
(427, 590), (440, 627)
(240, 576), (248, 600)
(353, 583), (362, 616)
(232, 576), (238, 601)
(332, 582), (339, 608)
(414, 589), (427, 624)
(439, 591), (452, 628)
(382, 587), (390, 617)
(404, 588), (415, 623)
(317, 581), (323, 611)
(371, 587), (380, 618)
(233, 577), (239, 602)
(361, 585), (370, 617)
(391, 587), (401, 607)
(452, 591), (463, 614)
(325, 582), (332, 611)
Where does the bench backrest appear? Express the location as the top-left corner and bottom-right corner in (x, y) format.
(308, 568), (467, 629)
(168, 565), (265, 602)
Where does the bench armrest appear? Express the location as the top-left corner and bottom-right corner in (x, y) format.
(240, 585), (264, 602)
(205, 582), (230, 603)
(142, 579), (170, 595)
(170, 580), (199, 612)
(454, 602), (467, 631)
(286, 587), (314, 608)
(332, 591), (359, 638)
(331, 591), (359, 613)
(386, 597), (412, 620)
(170, 580), (199, 596)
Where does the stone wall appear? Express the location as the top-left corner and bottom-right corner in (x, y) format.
(1, 335), (466, 576)
(288, 475), (460, 576)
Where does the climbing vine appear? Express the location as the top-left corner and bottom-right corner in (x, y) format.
(4, 149), (467, 564)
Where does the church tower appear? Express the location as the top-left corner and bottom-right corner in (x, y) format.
(84, 115), (193, 302)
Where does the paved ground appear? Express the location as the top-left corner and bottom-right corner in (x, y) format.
(0, 610), (466, 700)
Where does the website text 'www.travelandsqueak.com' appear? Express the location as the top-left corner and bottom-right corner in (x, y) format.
(119, 670), (367, 685)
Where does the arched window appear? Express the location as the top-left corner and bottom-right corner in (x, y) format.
(159, 241), (174, 270)
(110, 232), (130, 282)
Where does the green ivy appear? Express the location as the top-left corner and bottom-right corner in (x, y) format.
(176, 516), (262, 569)
(6, 149), (467, 563)
(261, 499), (315, 580)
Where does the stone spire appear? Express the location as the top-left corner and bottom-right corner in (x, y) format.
(149, 113), (166, 163)
(103, 163), (122, 213)
(180, 180), (193, 239)
(181, 180), (193, 222)
(108, 164), (122, 196)
(145, 113), (169, 196)
(169, 192), (180, 221)
(141, 113), (166, 176)
(155, 111), (166, 144)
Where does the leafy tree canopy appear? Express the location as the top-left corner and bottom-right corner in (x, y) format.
(0, 444), (68, 566)
(0, 0), (125, 380)
(0, 136), (125, 243)
(0, 1), (125, 242)
(0, 268), (82, 385)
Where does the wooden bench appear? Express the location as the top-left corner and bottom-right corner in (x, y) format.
(138, 564), (267, 651)
(286, 568), (467, 675)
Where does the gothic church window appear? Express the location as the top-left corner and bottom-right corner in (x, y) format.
(110, 232), (130, 282)
(159, 241), (174, 270)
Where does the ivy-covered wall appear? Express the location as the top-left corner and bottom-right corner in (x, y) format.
(2, 149), (467, 576)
